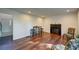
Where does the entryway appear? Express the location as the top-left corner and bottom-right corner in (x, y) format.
(0, 13), (13, 50)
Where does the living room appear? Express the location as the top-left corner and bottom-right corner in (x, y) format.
(0, 8), (79, 50)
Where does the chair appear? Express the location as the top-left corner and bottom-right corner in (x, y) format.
(63, 28), (75, 44)
(67, 28), (75, 39)
(30, 26), (43, 37)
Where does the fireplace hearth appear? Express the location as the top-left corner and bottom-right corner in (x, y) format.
(50, 24), (61, 35)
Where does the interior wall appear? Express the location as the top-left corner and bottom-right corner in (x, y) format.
(0, 9), (78, 40)
(14, 14), (34, 40)
(13, 12), (78, 39)
(0, 9), (43, 40)
(13, 14), (44, 40)
(43, 13), (78, 35)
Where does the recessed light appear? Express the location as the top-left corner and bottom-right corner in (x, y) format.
(66, 9), (70, 12)
(41, 16), (45, 18)
(28, 11), (32, 14)
(41, 16), (46, 19)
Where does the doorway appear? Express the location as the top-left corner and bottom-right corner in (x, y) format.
(0, 13), (13, 50)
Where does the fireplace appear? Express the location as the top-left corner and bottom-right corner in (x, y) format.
(50, 24), (61, 35)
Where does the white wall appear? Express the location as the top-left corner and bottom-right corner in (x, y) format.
(43, 13), (78, 35)
(0, 9), (44, 40)
(13, 14), (33, 40)
(13, 13), (44, 40)
(0, 9), (78, 40)
(13, 12), (78, 39)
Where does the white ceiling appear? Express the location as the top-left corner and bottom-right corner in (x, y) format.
(9, 8), (77, 17)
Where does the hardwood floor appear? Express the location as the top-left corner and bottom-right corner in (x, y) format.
(0, 33), (67, 50)
(14, 32), (67, 50)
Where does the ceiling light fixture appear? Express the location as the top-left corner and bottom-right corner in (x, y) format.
(66, 9), (70, 12)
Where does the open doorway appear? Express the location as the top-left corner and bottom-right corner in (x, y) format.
(0, 13), (13, 50)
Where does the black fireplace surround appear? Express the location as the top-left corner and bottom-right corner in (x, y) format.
(50, 24), (61, 35)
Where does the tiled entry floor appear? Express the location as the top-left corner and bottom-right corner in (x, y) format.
(0, 35), (13, 50)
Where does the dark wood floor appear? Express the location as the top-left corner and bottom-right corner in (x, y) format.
(14, 33), (67, 50)
(0, 35), (13, 50)
(0, 33), (68, 50)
